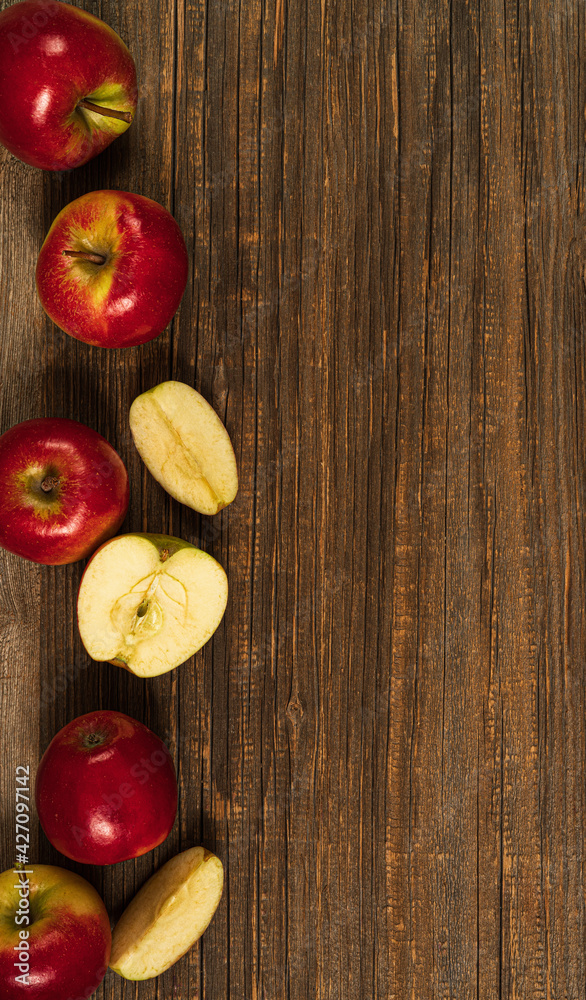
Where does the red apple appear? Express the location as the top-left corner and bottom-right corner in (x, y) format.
(0, 864), (111, 1000)
(36, 190), (189, 348)
(35, 710), (178, 866)
(0, 417), (129, 565)
(0, 0), (137, 171)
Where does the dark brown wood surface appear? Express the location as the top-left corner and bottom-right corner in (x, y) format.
(1, 0), (586, 996)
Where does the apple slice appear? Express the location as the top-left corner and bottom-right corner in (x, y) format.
(110, 846), (224, 980)
(129, 381), (238, 515)
(77, 533), (227, 677)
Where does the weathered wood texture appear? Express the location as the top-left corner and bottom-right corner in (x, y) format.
(1, 0), (585, 996)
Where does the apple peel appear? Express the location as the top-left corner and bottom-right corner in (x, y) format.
(110, 846), (224, 980)
(129, 381), (238, 515)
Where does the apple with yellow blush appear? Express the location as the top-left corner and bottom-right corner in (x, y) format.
(36, 190), (188, 348)
(0, 417), (129, 565)
(0, 864), (111, 999)
(0, 0), (137, 171)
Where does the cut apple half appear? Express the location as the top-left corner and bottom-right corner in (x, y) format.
(129, 380), (238, 515)
(110, 846), (224, 980)
(77, 533), (228, 677)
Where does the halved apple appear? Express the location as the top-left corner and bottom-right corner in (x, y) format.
(77, 533), (228, 677)
(110, 846), (224, 980)
(129, 381), (238, 515)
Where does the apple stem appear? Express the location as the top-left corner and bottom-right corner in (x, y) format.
(41, 476), (59, 493)
(77, 99), (133, 124)
(160, 549), (169, 563)
(62, 250), (107, 266)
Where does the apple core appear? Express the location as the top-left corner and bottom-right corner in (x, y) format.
(77, 533), (229, 676)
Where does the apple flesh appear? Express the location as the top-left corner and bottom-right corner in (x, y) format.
(0, 0), (137, 170)
(110, 846), (223, 980)
(77, 533), (228, 677)
(36, 190), (189, 348)
(129, 380), (238, 515)
(35, 710), (178, 865)
(0, 864), (111, 999)
(0, 417), (129, 565)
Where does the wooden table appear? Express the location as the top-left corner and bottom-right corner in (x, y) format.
(1, 0), (585, 996)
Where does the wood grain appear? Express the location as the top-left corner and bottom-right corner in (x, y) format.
(1, 0), (586, 996)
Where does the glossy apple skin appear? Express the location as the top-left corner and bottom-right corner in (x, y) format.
(36, 190), (189, 348)
(0, 417), (129, 565)
(0, 0), (137, 170)
(35, 711), (178, 866)
(0, 864), (111, 1000)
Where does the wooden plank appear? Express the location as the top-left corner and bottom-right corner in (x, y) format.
(0, 143), (44, 872)
(1, 0), (586, 997)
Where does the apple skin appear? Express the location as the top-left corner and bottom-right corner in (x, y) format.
(36, 190), (189, 348)
(0, 0), (137, 171)
(35, 710), (178, 866)
(0, 864), (111, 1000)
(110, 846), (224, 980)
(0, 417), (129, 565)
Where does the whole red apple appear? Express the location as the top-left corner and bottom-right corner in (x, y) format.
(0, 0), (137, 171)
(36, 190), (189, 348)
(0, 417), (129, 565)
(35, 710), (178, 866)
(0, 864), (111, 999)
